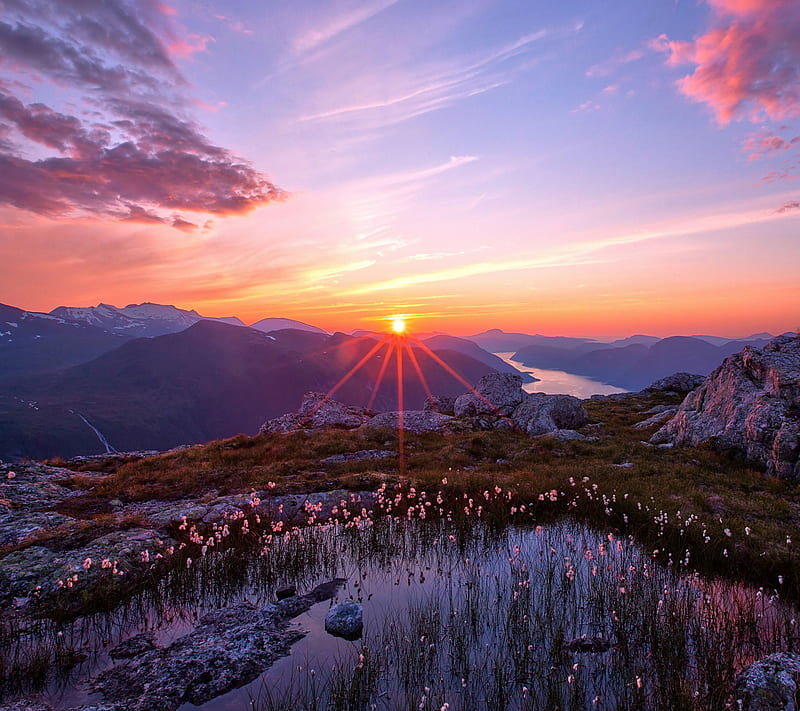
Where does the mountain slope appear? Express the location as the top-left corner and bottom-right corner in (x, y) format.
(0, 303), (131, 379)
(250, 317), (327, 334)
(0, 324), (502, 460)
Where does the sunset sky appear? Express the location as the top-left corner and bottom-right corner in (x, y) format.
(1, 0), (798, 338)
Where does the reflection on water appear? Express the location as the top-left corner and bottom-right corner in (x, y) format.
(495, 352), (628, 398)
(19, 507), (796, 711)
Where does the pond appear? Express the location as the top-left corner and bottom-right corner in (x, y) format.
(16, 487), (796, 711)
(495, 353), (628, 398)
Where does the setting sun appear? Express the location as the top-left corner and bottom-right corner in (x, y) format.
(392, 317), (406, 334)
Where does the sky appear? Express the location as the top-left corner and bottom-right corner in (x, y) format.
(0, 0), (798, 339)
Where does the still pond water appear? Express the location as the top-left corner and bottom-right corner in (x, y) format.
(41, 514), (795, 711)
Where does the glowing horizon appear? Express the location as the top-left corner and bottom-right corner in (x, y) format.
(1, 0), (798, 340)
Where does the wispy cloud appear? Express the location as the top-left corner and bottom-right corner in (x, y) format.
(343, 200), (798, 295)
(293, 0), (402, 53)
(299, 29), (557, 129)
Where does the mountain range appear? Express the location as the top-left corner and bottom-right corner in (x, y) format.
(0, 301), (785, 460)
(0, 304), (507, 459)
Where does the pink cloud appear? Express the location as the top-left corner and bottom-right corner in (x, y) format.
(742, 129), (800, 160)
(654, 0), (800, 123)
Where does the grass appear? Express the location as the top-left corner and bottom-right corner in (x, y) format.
(43, 390), (799, 597)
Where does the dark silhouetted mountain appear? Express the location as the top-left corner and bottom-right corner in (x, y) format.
(0, 303), (130, 379)
(466, 329), (600, 353)
(421, 335), (536, 382)
(250, 317), (328, 334)
(512, 335), (772, 390)
(50, 302), (245, 338)
(0, 323), (502, 460)
(606, 335), (661, 348)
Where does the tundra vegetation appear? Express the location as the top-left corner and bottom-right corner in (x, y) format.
(1, 391), (798, 710)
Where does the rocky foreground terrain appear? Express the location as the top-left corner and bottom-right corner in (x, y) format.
(1, 336), (799, 710)
(653, 334), (800, 482)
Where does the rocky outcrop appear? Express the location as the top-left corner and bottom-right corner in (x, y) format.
(512, 392), (588, 436)
(651, 335), (800, 481)
(91, 579), (347, 711)
(363, 410), (452, 434)
(454, 373), (525, 417)
(643, 372), (705, 394)
(260, 392), (370, 434)
(733, 653), (800, 710)
(424, 394), (457, 413)
(258, 374), (589, 440)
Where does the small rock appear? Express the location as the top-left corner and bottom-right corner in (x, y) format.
(276, 584), (296, 600)
(565, 635), (612, 653)
(324, 600), (363, 639)
(643, 372), (705, 393)
(110, 633), (156, 660)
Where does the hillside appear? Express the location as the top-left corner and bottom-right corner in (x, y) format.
(0, 323), (502, 460)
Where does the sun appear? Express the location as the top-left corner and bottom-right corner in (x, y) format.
(392, 317), (406, 334)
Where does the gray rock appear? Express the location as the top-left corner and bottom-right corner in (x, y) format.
(276, 584), (296, 600)
(363, 410), (452, 434)
(260, 392), (369, 434)
(651, 335), (800, 481)
(92, 579), (346, 711)
(321, 449), (396, 464)
(633, 408), (678, 430)
(454, 373), (524, 417)
(109, 633), (156, 659)
(0, 528), (168, 600)
(733, 653), (800, 710)
(534, 429), (593, 442)
(424, 395), (456, 413)
(512, 392), (589, 436)
(643, 372), (706, 393)
(324, 600), (363, 639)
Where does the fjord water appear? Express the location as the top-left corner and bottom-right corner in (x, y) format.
(495, 353), (628, 398)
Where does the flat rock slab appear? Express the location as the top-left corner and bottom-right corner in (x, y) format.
(91, 579), (347, 711)
(733, 652), (800, 711)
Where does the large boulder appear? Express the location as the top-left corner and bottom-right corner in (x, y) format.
(260, 392), (369, 434)
(733, 653), (800, 711)
(454, 373), (524, 417)
(511, 392), (589, 436)
(643, 372), (706, 394)
(651, 335), (800, 482)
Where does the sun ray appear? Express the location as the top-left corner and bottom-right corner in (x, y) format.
(396, 334), (405, 476)
(408, 335), (522, 432)
(367, 337), (396, 411)
(296, 334), (391, 427)
(402, 338), (438, 411)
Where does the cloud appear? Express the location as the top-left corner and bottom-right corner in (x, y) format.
(742, 129), (800, 160)
(0, 0), (282, 227)
(585, 49), (644, 78)
(775, 200), (800, 213)
(652, 0), (800, 123)
(293, 0), (401, 54)
(298, 29), (554, 129)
